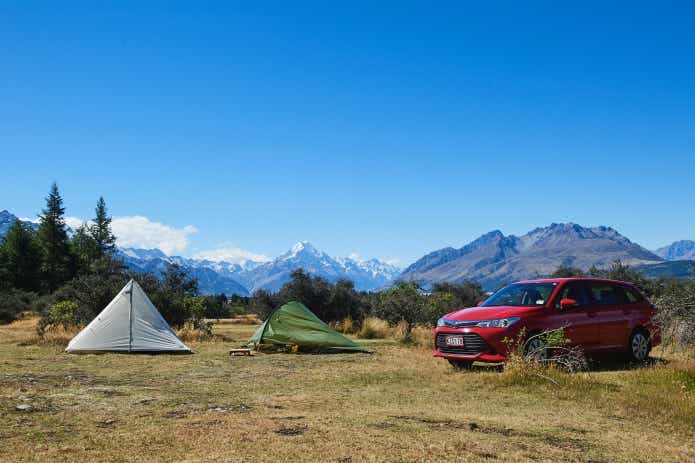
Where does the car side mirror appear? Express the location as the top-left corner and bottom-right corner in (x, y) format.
(560, 298), (578, 309)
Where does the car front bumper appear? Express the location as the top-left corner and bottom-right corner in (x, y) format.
(433, 326), (521, 363)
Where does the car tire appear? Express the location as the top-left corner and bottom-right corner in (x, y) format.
(448, 359), (474, 370)
(524, 334), (548, 361)
(628, 329), (651, 362)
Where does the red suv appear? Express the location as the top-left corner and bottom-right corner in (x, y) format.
(434, 278), (660, 369)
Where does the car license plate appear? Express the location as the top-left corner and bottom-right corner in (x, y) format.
(445, 335), (465, 347)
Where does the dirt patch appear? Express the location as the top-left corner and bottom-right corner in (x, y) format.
(388, 415), (590, 451)
(274, 424), (308, 436)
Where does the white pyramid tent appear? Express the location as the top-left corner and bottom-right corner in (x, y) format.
(66, 279), (191, 353)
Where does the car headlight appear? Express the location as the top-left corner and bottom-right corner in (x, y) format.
(437, 317), (447, 327)
(475, 316), (520, 328)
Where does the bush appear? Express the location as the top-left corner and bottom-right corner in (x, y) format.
(500, 328), (588, 384)
(0, 289), (39, 324)
(176, 320), (214, 342)
(654, 282), (695, 350)
(37, 300), (85, 337)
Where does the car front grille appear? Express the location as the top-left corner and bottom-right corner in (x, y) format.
(436, 333), (491, 355)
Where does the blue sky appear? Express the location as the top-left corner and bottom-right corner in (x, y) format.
(1, 2), (694, 265)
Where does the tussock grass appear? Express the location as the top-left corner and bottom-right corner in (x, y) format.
(330, 317), (357, 334)
(357, 317), (391, 339)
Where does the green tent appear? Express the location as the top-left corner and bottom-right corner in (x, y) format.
(246, 301), (368, 352)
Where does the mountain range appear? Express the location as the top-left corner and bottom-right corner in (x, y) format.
(2, 209), (694, 294)
(115, 241), (401, 295)
(398, 223), (694, 290)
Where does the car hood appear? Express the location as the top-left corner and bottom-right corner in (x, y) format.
(444, 305), (539, 321)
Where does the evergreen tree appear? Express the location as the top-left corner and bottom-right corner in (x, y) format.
(90, 197), (116, 255)
(0, 220), (42, 292)
(37, 182), (74, 291)
(72, 222), (99, 272)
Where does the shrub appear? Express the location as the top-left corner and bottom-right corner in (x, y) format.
(176, 320), (214, 342)
(654, 283), (695, 350)
(501, 328), (588, 385)
(37, 300), (84, 336)
(0, 289), (39, 324)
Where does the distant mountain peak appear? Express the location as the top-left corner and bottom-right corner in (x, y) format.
(281, 241), (322, 260)
(655, 240), (695, 261)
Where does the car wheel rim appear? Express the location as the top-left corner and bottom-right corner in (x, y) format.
(527, 338), (547, 361)
(632, 333), (648, 360)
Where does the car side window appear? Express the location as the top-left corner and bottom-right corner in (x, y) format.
(623, 286), (645, 304)
(555, 282), (589, 309)
(588, 283), (623, 305)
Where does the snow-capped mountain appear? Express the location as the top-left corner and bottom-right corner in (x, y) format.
(655, 240), (695, 261)
(115, 248), (251, 296)
(115, 241), (401, 295)
(239, 241), (401, 292)
(0, 209), (74, 236)
(0, 210), (39, 235)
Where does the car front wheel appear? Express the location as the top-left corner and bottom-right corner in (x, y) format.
(629, 330), (651, 362)
(524, 335), (548, 361)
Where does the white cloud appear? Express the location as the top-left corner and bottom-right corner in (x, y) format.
(110, 216), (198, 255)
(19, 217), (40, 224)
(193, 246), (270, 264)
(384, 258), (401, 266)
(65, 216), (91, 230)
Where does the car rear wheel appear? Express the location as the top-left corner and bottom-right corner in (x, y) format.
(448, 359), (474, 370)
(629, 330), (650, 362)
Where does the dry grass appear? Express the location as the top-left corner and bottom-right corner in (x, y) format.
(330, 317), (357, 334)
(0, 318), (693, 463)
(11, 319), (82, 347)
(207, 314), (261, 325)
(357, 317), (391, 339)
(410, 325), (434, 349)
(356, 318), (433, 349)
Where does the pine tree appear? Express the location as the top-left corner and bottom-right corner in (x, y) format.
(37, 182), (74, 291)
(0, 220), (42, 292)
(72, 222), (99, 272)
(91, 197), (117, 255)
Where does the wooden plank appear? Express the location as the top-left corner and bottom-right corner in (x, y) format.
(228, 348), (252, 356)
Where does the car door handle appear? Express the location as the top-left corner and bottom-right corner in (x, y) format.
(587, 312), (597, 318)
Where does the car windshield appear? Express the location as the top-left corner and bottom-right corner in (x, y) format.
(481, 283), (557, 307)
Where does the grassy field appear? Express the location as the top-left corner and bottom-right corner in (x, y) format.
(1, 319), (693, 463)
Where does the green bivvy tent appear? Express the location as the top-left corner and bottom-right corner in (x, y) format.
(246, 301), (367, 352)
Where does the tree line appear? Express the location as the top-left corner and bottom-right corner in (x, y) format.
(0, 183), (237, 328)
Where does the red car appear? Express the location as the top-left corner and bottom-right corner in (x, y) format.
(434, 277), (660, 369)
